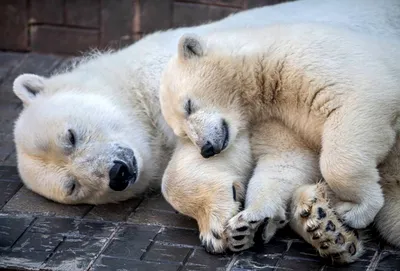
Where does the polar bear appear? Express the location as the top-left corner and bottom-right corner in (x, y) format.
(13, 0), (400, 205)
(162, 120), (364, 263)
(159, 23), (400, 258)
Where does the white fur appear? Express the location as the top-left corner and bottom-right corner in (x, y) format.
(14, 0), (400, 205)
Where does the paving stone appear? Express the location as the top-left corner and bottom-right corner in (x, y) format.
(143, 243), (192, 263)
(93, 256), (180, 271)
(102, 238), (148, 260)
(2, 151), (17, 166)
(276, 257), (324, 270)
(249, 239), (288, 255)
(2, 186), (93, 217)
(57, 236), (107, 254)
(0, 53), (64, 104)
(0, 180), (22, 209)
(231, 250), (280, 270)
(101, 224), (160, 260)
(140, 194), (177, 212)
(0, 166), (19, 180)
(0, 52), (26, 84)
(30, 217), (116, 238)
(186, 249), (230, 269)
(12, 232), (63, 252)
(128, 207), (198, 229)
(84, 197), (142, 222)
(0, 250), (50, 270)
(285, 241), (321, 261)
(44, 250), (95, 271)
(114, 224), (161, 241)
(0, 215), (34, 250)
(155, 227), (201, 247)
(376, 251), (400, 271)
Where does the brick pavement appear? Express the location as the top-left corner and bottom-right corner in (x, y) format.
(0, 52), (399, 270)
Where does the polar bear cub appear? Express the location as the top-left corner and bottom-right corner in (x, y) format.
(162, 119), (364, 263)
(160, 23), (400, 230)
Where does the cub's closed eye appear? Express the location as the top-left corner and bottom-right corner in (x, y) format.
(68, 129), (76, 146)
(185, 99), (193, 116)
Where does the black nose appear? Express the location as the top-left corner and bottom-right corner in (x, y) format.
(109, 161), (132, 191)
(201, 141), (220, 158)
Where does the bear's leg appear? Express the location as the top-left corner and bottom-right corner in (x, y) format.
(290, 183), (364, 264)
(320, 108), (395, 228)
(225, 121), (320, 251)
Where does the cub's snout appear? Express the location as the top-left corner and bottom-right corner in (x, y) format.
(108, 147), (138, 191)
(199, 119), (229, 158)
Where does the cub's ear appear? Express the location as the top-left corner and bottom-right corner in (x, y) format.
(178, 33), (205, 60)
(13, 74), (46, 106)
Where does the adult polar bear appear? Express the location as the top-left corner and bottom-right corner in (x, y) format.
(11, 0), (400, 246)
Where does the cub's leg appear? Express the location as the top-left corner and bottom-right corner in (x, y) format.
(320, 106), (395, 228)
(225, 121), (320, 251)
(375, 133), (400, 248)
(290, 183), (364, 264)
(162, 135), (252, 254)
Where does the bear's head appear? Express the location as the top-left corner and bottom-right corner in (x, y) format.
(160, 34), (247, 158)
(12, 73), (151, 204)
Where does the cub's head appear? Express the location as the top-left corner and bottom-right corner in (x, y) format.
(160, 34), (246, 158)
(13, 74), (151, 204)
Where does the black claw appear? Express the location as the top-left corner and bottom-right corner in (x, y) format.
(300, 210), (311, 218)
(326, 220), (336, 232)
(312, 233), (320, 240)
(320, 241), (330, 249)
(263, 217), (270, 223)
(332, 253), (342, 259)
(307, 224), (320, 232)
(232, 185), (237, 201)
(317, 207), (327, 219)
(233, 244), (245, 250)
(348, 243), (356, 256)
(233, 235), (245, 241)
(335, 233), (345, 245)
(236, 226), (248, 232)
(212, 230), (221, 240)
(250, 220), (259, 224)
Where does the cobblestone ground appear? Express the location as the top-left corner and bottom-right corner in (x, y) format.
(0, 52), (399, 271)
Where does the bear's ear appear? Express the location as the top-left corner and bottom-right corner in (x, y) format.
(178, 34), (205, 60)
(13, 74), (46, 106)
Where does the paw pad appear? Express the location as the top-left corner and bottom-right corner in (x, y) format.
(236, 226), (248, 232)
(348, 243), (356, 256)
(317, 207), (327, 219)
(325, 220), (336, 232)
(335, 233), (345, 245)
(232, 235), (245, 241)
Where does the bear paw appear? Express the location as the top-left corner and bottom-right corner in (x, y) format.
(224, 210), (262, 252)
(294, 183), (364, 264)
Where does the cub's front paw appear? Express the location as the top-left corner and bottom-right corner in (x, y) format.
(225, 206), (288, 252)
